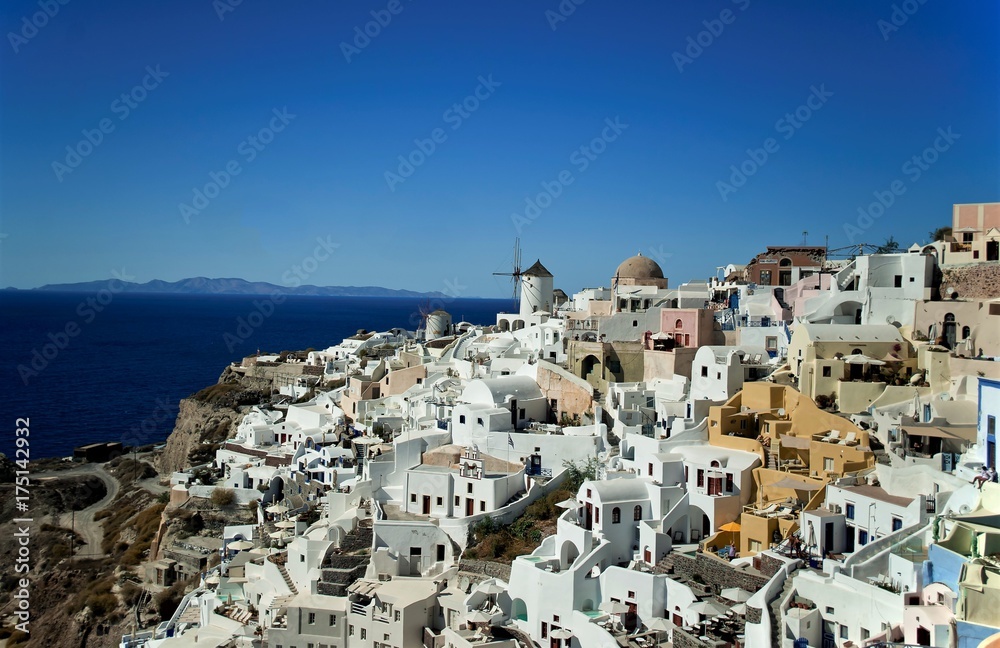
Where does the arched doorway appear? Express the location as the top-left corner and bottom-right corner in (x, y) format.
(943, 313), (957, 349)
(511, 598), (527, 622)
(581, 354), (602, 387)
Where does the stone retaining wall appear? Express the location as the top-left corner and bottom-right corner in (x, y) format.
(457, 559), (512, 583)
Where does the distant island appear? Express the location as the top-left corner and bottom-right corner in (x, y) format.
(20, 277), (450, 298)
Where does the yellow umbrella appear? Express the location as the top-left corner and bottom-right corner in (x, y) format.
(719, 522), (741, 533)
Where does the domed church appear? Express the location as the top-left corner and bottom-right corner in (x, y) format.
(613, 252), (669, 290)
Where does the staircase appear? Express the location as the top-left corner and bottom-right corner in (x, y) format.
(769, 575), (796, 647)
(276, 562), (298, 595)
(767, 448), (779, 470)
(652, 552), (678, 575)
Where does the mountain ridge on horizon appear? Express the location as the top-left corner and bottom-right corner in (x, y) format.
(11, 276), (455, 299)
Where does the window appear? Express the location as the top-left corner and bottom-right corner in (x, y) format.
(858, 530), (868, 545)
(329, 614), (337, 626)
(749, 539), (761, 552)
(595, 509), (600, 523)
(675, 319), (683, 329)
(553, 615), (560, 622)
(454, 496), (460, 506)
(612, 507), (621, 523)
(697, 469), (704, 487)
(480, 501), (486, 511)
(541, 622), (548, 639)
(361, 629), (366, 640)
(395, 611), (400, 622)
(766, 336), (777, 351)
(845, 503), (855, 519)
(701, 366), (708, 377)
(824, 457), (834, 472)
(437, 544), (445, 561)
(410, 494), (416, 503)
(648, 463), (653, 476)
(634, 505), (642, 521)
(760, 270), (772, 285)
(587, 488), (592, 498)
(840, 625), (849, 639)
(477, 418), (484, 426)
(308, 612), (315, 624)
(628, 591), (635, 599)
(725, 473), (734, 493)
(633, 320), (638, 327)
(459, 415), (466, 424)
(892, 517), (902, 532)
(894, 275), (902, 288)
(436, 497), (443, 506)
(826, 606), (834, 614)
(349, 625), (355, 636)
(467, 483), (473, 493)
(822, 366), (831, 377)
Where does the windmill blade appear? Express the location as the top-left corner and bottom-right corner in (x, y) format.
(492, 238), (523, 311)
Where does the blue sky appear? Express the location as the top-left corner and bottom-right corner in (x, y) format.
(1, 0), (997, 297)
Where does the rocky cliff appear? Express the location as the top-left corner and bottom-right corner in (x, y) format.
(156, 368), (271, 475)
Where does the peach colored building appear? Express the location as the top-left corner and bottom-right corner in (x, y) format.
(939, 202), (1000, 265)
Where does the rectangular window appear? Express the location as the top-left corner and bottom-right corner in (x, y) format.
(725, 473), (734, 493)
(648, 463), (653, 476)
(361, 629), (366, 640)
(587, 488), (592, 498)
(859, 530), (868, 545)
(467, 483), (473, 493)
(308, 612), (316, 624)
(437, 544), (445, 561)
(330, 614), (337, 626)
(627, 591), (635, 599)
(894, 275), (902, 288)
(395, 610), (400, 621)
(697, 469), (704, 487)
(454, 495), (460, 506)
(824, 457), (834, 472)
(822, 366), (831, 377)
(480, 501), (486, 511)
(701, 366), (708, 377)
(436, 496), (443, 506)
(840, 625), (849, 639)
(410, 494), (416, 503)
(892, 517), (902, 532)
(349, 625), (355, 636)
(766, 336), (777, 351)
(459, 415), (466, 424)
(845, 503), (855, 519)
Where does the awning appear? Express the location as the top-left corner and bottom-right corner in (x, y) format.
(901, 425), (977, 442)
(843, 354), (885, 366)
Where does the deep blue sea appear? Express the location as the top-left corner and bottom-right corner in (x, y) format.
(1, 292), (509, 459)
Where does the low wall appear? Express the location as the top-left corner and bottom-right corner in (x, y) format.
(188, 484), (260, 505)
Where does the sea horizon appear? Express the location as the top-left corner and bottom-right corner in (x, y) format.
(1, 291), (510, 460)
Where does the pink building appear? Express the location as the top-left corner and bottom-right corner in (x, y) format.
(650, 308), (716, 350)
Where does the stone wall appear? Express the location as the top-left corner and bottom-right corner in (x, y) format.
(457, 559), (512, 583)
(757, 552), (785, 578)
(668, 552), (769, 594)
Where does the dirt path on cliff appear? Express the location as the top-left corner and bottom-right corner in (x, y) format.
(35, 464), (119, 559)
